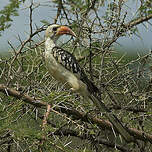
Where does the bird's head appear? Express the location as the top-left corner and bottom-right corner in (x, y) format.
(45, 24), (76, 41)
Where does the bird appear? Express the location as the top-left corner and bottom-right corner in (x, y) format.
(44, 24), (133, 142)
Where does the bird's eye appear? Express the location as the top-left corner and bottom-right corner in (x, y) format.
(52, 27), (58, 31)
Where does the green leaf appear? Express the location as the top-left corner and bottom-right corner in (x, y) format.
(40, 19), (50, 26)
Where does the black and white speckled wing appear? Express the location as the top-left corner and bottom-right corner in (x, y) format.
(52, 46), (81, 75)
(52, 46), (99, 94)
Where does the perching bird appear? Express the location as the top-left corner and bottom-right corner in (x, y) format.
(44, 24), (133, 142)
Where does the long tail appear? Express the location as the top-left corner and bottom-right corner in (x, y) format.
(88, 94), (133, 142)
(80, 71), (133, 141)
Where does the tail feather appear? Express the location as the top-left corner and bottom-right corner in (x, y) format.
(80, 74), (99, 94)
(88, 93), (133, 142)
(80, 72), (133, 141)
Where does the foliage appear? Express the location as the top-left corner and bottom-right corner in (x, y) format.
(0, 0), (25, 35)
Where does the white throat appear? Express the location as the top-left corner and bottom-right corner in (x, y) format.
(45, 37), (56, 52)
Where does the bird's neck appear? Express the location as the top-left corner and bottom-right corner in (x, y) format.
(45, 37), (56, 52)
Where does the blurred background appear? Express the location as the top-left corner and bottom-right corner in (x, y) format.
(0, 0), (151, 54)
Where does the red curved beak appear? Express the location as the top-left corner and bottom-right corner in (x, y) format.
(56, 26), (76, 37)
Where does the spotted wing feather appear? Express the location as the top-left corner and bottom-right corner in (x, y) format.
(52, 46), (99, 94)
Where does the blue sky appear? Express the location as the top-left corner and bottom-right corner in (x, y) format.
(0, 0), (151, 53)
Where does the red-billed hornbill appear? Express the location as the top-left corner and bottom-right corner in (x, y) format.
(45, 24), (133, 142)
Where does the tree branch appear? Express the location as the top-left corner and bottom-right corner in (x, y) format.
(0, 83), (152, 143)
(127, 14), (152, 29)
(103, 14), (152, 49)
(52, 128), (131, 152)
(0, 84), (47, 107)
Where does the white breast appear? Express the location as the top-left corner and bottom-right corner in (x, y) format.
(45, 37), (88, 97)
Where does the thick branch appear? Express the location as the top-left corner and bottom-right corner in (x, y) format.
(0, 84), (152, 143)
(53, 128), (131, 152)
(127, 14), (152, 29)
(0, 84), (47, 107)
